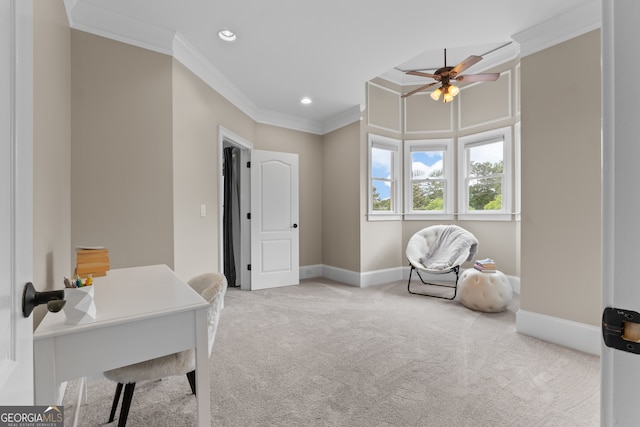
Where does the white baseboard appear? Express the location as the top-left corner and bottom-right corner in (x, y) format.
(299, 264), (323, 279)
(319, 265), (405, 287)
(516, 309), (601, 356)
(319, 265), (366, 287)
(303, 264), (521, 294)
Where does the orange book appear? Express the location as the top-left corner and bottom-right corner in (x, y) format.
(76, 261), (110, 275)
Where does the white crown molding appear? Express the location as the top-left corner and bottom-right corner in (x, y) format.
(68, 1), (174, 55)
(172, 33), (259, 123)
(64, 2), (354, 136)
(320, 105), (362, 135)
(255, 108), (324, 135)
(63, 0), (79, 26)
(512, 0), (601, 57)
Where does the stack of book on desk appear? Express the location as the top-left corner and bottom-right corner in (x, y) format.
(75, 247), (110, 278)
(474, 258), (496, 273)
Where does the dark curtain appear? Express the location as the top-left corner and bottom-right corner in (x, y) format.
(223, 147), (238, 287)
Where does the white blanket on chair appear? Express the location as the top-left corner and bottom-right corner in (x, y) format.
(419, 225), (478, 271)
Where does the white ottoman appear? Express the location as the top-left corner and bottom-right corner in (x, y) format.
(458, 268), (512, 312)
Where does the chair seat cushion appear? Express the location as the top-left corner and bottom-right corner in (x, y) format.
(406, 225), (478, 271)
(104, 349), (195, 384)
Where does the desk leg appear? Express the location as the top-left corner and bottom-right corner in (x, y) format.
(34, 339), (58, 405)
(195, 308), (211, 427)
(71, 377), (86, 427)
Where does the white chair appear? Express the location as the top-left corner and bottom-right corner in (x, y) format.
(406, 225), (478, 300)
(104, 272), (227, 427)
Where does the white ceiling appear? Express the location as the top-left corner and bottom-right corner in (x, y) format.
(66, 0), (599, 133)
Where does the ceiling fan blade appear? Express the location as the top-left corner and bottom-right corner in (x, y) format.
(450, 55), (482, 76)
(406, 70), (440, 80)
(402, 82), (438, 98)
(455, 73), (500, 83)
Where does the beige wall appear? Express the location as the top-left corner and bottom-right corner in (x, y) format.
(69, 31), (325, 281)
(322, 122), (361, 271)
(71, 31), (175, 269)
(171, 60), (256, 279)
(33, 0), (71, 328)
(520, 30), (602, 326)
(255, 124), (323, 267)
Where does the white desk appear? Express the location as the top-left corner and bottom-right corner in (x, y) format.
(33, 264), (211, 426)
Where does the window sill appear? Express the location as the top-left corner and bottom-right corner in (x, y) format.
(367, 213), (402, 221)
(404, 213), (455, 221)
(457, 213), (512, 221)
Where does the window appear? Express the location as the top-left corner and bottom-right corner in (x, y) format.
(458, 126), (512, 220)
(404, 139), (454, 220)
(368, 134), (401, 220)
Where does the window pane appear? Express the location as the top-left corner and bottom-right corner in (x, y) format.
(468, 177), (502, 211)
(411, 151), (443, 179)
(371, 147), (392, 179)
(412, 181), (444, 211)
(469, 141), (503, 178)
(372, 179), (391, 211)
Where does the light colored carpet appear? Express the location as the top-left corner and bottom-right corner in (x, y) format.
(63, 278), (600, 426)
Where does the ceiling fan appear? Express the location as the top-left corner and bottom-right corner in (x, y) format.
(402, 49), (500, 102)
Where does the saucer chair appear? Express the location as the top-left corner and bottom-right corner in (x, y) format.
(104, 272), (227, 427)
(406, 225), (478, 300)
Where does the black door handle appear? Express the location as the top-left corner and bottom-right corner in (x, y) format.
(293, 223), (298, 228)
(22, 282), (66, 318)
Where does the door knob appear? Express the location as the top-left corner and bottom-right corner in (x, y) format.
(22, 282), (66, 318)
(293, 223), (298, 228)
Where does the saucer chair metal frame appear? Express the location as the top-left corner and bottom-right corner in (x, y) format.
(406, 225), (478, 300)
(407, 263), (461, 300)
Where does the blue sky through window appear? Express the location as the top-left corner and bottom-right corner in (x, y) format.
(371, 148), (392, 199)
(412, 151), (443, 180)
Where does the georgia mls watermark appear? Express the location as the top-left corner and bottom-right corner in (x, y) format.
(0, 406), (63, 427)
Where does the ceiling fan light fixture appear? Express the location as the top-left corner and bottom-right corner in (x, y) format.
(443, 92), (454, 103)
(430, 87), (443, 101)
(300, 97), (313, 105)
(218, 29), (236, 42)
(447, 84), (459, 96)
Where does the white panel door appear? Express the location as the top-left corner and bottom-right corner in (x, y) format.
(250, 150), (299, 290)
(601, 0), (640, 424)
(0, 0), (34, 404)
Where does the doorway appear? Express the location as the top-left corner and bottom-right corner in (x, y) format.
(218, 127), (251, 291)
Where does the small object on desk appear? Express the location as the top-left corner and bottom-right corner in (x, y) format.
(75, 274), (83, 287)
(64, 276), (77, 288)
(75, 247), (110, 278)
(85, 274), (93, 286)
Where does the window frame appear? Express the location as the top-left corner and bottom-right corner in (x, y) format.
(403, 139), (454, 220)
(458, 126), (513, 221)
(368, 133), (402, 221)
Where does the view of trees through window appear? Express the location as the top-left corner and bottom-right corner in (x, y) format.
(411, 150), (444, 211)
(372, 186), (390, 210)
(467, 141), (503, 211)
(369, 134), (507, 217)
(371, 147), (393, 211)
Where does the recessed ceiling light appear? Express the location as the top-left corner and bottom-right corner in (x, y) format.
(218, 29), (236, 42)
(300, 97), (313, 105)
